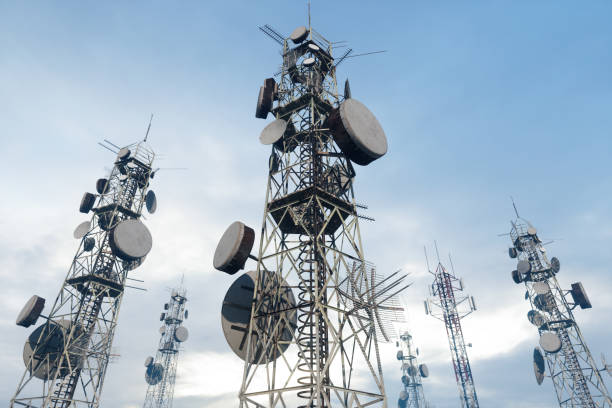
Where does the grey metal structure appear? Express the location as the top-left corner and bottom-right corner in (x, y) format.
(11, 139), (157, 408)
(214, 21), (407, 408)
(424, 251), (479, 408)
(507, 213), (612, 407)
(143, 286), (189, 408)
(396, 331), (430, 408)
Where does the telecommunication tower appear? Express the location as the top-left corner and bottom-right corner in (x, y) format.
(424, 249), (479, 408)
(212, 22), (408, 408)
(11, 137), (158, 407)
(143, 286), (189, 408)
(396, 331), (430, 408)
(506, 210), (612, 407)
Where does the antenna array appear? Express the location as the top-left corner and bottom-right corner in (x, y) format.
(507, 216), (611, 407)
(143, 286), (189, 408)
(12, 140), (158, 407)
(424, 252), (479, 408)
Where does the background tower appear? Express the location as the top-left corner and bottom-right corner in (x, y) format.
(213, 21), (407, 408)
(12, 138), (158, 407)
(396, 331), (430, 408)
(507, 212), (611, 407)
(424, 249), (479, 408)
(143, 285), (189, 408)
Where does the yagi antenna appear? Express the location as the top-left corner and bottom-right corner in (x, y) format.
(334, 48), (353, 68)
(144, 113), (154, 142)
(345, 50), (388, 59)
(259, 24), (285, 46)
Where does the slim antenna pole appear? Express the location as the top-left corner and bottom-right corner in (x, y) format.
(424, 246), (431, 273)
(144, 113), (154, 142)
(511, 196), (520, 218)
(449, 253), (456, 276)
(308, 0), (311, 33)
(434, 240), (441, 263)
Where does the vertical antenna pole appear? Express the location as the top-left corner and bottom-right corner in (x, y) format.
(511, 196), (519, 218)
(308, 0), (311, 33)
(434, 240), (440, 263)
(449, 253), (456, 276)
(144, 113), (154, 142)
(424, 246), (431, 273)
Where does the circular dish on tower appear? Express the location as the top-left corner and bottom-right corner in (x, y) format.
(539, 332), (562, 353)
(533, 347), (545, 385)
(527, 226), (537, 236)
(527, 310), (546, 327)
(174, 326), (189, 343)
(96, 178), (109, 194)
(109, 219), (153, 261)
(534, 294), (553, 313)
(145, 190), (157, 214)
(79, 192), (96, 213)
(145, 362), (164, 385)
(221, 270), (297, 364)
(303, 57), (316, 67)
(533, 281), (550, 295)
(396, 350), (403, 360)
(290, 26), (309, 44)
(73, 221), (91, 239)
(260, 119), (288, 147)
(550, 257), (560, 274)
(419, 363), (429, 378)
(213, 221), (255, 274)
(117, 147), (130, 160)
(399, 390), (408, 401)
(83, 237), (95, 251)
(508, 247), (517, 259)
(517, 260), (531, 275)
(308, 43), (320, 52)
(144, 356), (154, 367)
(327, 99), (388, 166)
(16, 295), (46, 328)
(511, 270), (523, 284)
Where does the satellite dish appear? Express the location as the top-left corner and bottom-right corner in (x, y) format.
(260, 119), (288, 147)
(290, 26), (308, 44)
(118, 174), (128, 181)
(527, 227), (537, 236)
(527, 310), (546, 327)
(396, 350), (404, 360)
(117, 147), (131, 160)
(327, 99), (388, 166)
(145, 362), (164, 385)
(508, 247), (517, 259)
(570, 282), (592, 309)
(419, 363), (429, 378)
(532, 281), (550, 295)
(539, 332), (562, 353)
(407, 365), (417, 377)
(517, 260), (531, 275)
(96, 178), (109, 194)
(79, 192), (96, 213)
(159, 325), (165, 335)
(122, 256), (145, 271)
(550, 257), (561, 274)
(174, 326), (189, 343)
(73, 221), (91, 239)
(401, 375), (409, 386)
(144, 356), (154, 367)
(399, 390), (408, 401)
(303, 57), (316, 67)
(511, 270), (523, 284)
(83, 237), (95, 252)
(344, 78), (351, 99)
(213, 221), (255, 274)
(145, 190), (157, 214)
(534, 294), (553, 313)
(109, 219), (153, 261)
(16, 295), (46, 328)
(308, 43), (320, 52)
(221, 270), (297, 364)
(533, 347), (545, 385)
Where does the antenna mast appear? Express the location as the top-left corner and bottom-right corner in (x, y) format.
(396, 331), (430, 408)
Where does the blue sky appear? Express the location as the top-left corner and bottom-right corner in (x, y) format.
(1, 1), (612, 407)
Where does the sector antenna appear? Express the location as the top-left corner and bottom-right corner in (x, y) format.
(12, 137), (158, 407)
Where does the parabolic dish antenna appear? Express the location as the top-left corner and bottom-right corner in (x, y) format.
(550, 257), (560, 274)
(96, 178), (109, 194)
(508, 247), (517, 259)
(401, 375), (409, 386)
(399, 390), (408, 401)
(527, 310), (546, 327)
(511, 270), (523, 284)
(221, 270), (297, 364)
(109, 219), (152, 261)
(407, 365), (417, 377)
(303, 57), (315, 67)
(533, 281), (550, 295)
(145, 190), (157, 214)
(527, 226), (537, 236)
(534, 294), (553, 313)
(396, 350), (404, 360)
(539, 332), (562, 353)
(16, 295), (46, 328)
(73, 221), (91, 239)
(308, 43), (319, 52)
(174, 326), (189, 343)
(79, 192), (96, 214)
(83, 237), (95, 252)
(144, 356), (154, 367)
(145, 362), (164, 385)
(117, 147), (130, 160)
(419, 363), (429, 378)
(290, 26), (308, 44)
(260, 119), (288, 147)
(533, 347), (545, 385)
(517, 260), (531, 275)
(213, 221), (255, 274)
(328, 98), (388, 166)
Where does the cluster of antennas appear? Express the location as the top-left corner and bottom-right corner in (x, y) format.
(15, 144), (157, 382)
(396, 332), (429, 408)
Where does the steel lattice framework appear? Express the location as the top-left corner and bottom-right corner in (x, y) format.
(238, 26), (388, 408)
(396, 331), (429, 408)
(425, 260), (479, 408)
(508, 217), (611, 407)
(11, 141), (156, 408)
(143, 287), (188, 408)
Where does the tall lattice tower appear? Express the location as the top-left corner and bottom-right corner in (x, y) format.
(396, 331), (430, 408)
(213, 22), (407, 408)
(11, 138), (158, 408)
(143, 286), (189, 408)
(506, 212), (611, 407)
(424, 250), (479, 408)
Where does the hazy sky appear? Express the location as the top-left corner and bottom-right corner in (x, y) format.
(1, 1), (612, 407)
